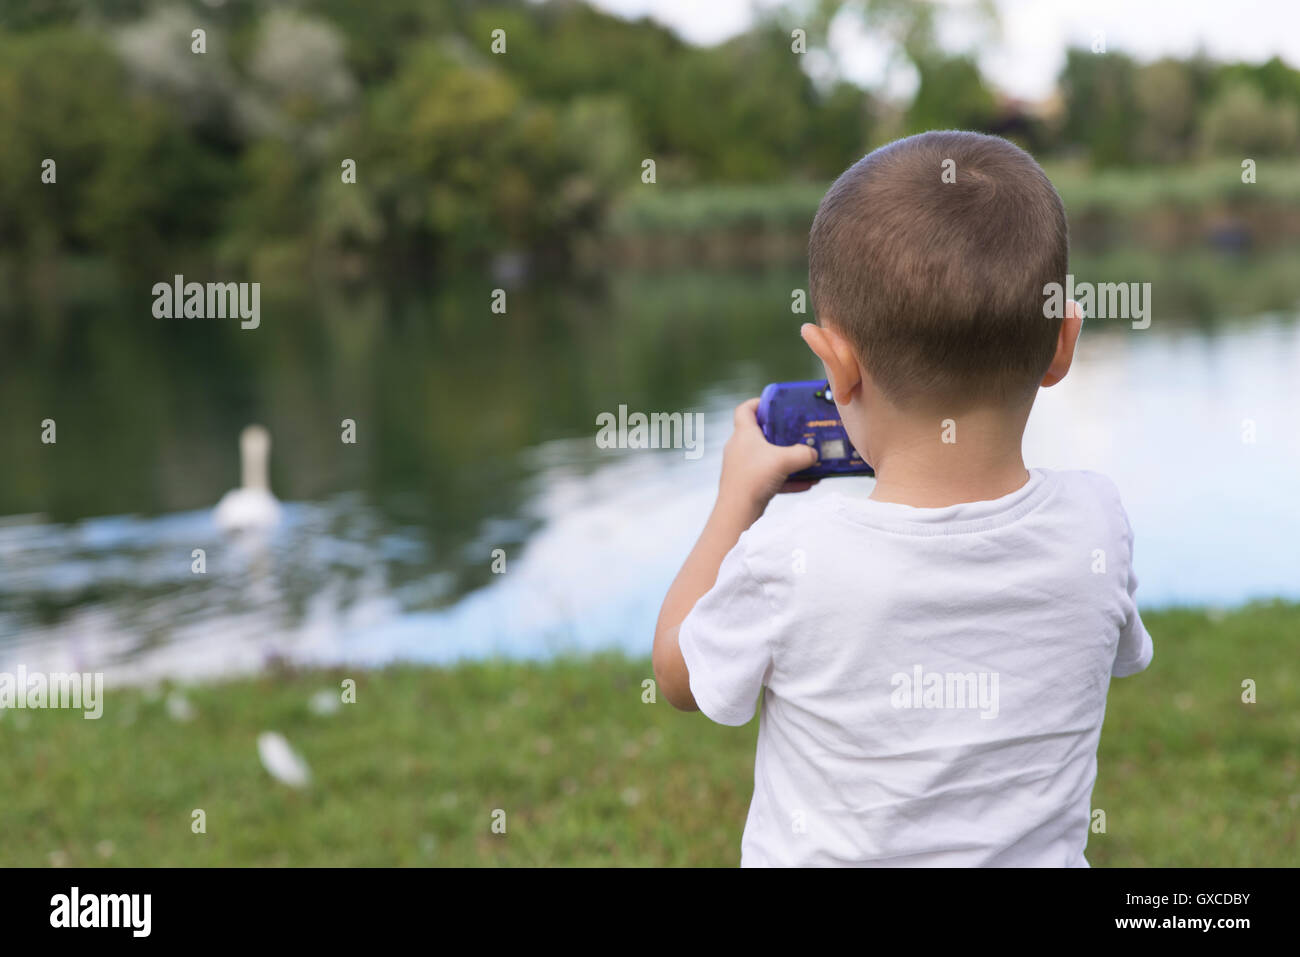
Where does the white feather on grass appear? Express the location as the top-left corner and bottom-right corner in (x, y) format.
(166, 691), (196, 722)
(308, 689), (341, 716)
(257, 731), (311, 788)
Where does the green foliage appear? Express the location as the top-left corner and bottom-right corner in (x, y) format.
(1212, 55), (1300, 108)
(1132, 58), (1199, 163)
(361, 40), (608, 260)
(906, 55), (996, 134)
(0, 27), (231, 262)
(805, 80), (874, 176)
(1, 602), (1295, 865)
(1060, 48), (1142, 167)
(654, 27), (849, 181)
(0, 29), (121, 249)
(1200, 82), (1300, 157)
(1, 3), (1300, 273)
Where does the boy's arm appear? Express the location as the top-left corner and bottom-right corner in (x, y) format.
(652, 399), (818, 711)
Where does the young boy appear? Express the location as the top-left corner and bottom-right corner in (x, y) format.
(652, 131), (1153, 867)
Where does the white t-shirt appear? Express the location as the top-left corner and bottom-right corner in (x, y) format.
(677, 468), (1153, 867)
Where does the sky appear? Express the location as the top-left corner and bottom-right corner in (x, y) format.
(587, 0), (1300, 101)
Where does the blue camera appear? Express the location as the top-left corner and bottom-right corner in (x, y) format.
(756, 380), (873, 480)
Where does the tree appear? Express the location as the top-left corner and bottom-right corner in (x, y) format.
(1059, 48), (1140, 166)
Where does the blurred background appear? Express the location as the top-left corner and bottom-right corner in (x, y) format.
(0, 0), (1297, 866)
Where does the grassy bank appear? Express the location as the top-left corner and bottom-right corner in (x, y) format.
(610, 160), (1300, 234)
(601, 161), (1300, 267)
(2, 601), (1297, 866)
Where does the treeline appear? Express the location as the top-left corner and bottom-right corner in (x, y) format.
(0, 0), (1297, 275)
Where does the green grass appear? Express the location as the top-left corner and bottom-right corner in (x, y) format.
(606, 160), (1300, 236)
(1043, 158), (1300, 213)
(2, 601), (1297, 866)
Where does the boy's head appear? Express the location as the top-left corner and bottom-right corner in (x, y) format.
(807, 131), (1070, 412)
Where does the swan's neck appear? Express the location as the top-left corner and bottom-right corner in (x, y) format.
(242, 444), (269, 491)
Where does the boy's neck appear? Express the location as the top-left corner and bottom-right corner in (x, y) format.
(861, 402), (1033, 508)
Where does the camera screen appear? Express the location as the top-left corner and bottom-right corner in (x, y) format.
(819, 439), (846, 460)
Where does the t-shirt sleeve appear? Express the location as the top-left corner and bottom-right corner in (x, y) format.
(1113, 509), (1154, 678)
(676, 536), (779, 726)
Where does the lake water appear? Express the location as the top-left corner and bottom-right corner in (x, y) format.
(2, 256), (1298, 683)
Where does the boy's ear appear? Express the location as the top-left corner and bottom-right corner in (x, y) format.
(800, 322), (861, 403)
(1041, 299), (1084, 388)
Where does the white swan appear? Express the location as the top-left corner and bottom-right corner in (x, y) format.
(214, 425), (282, 532)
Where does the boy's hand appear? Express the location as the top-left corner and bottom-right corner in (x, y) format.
(719, 398), (820, 518)
(653, 398), (818, 711)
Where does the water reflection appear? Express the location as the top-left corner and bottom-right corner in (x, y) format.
(1, 264), (1298, 683)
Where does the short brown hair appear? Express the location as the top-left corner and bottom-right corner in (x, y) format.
(808, 131), (1068, 408)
